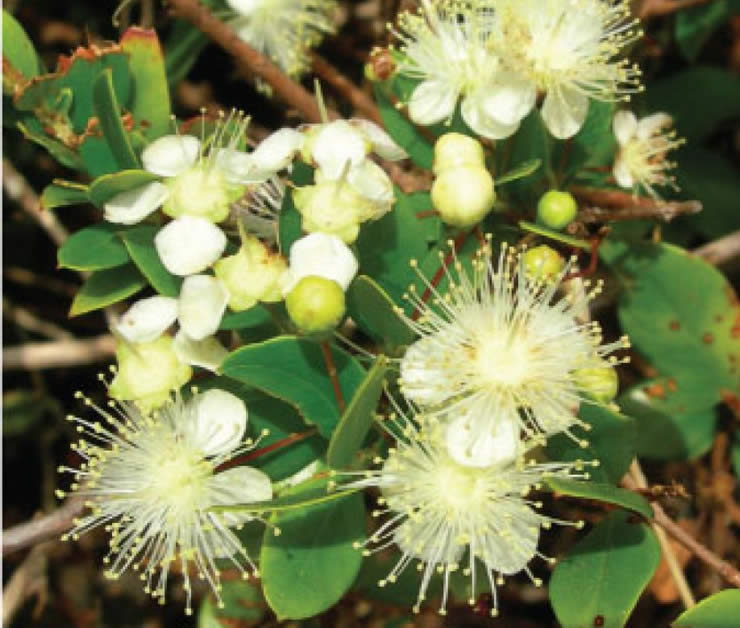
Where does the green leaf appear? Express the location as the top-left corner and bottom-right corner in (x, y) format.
(88, 169), (160, 207)
(93, 69), (140, 170)
(557, 100), (616, 180)
(603, 241), (740, 401)
(2, 10), (42, 92)
(261, 490), (365, 620)
(328, 356), (388, 468)
(69, 263), (147, 316)
(3, 390), (59, 437)
(16, 120), (83, 169)
(547, 404), (636, 483)
(278, 162), (312, 253)
(221, 336), (367, 438)
(119, 224), (182, 297)
(549, 510), (660, 628)
(496, 158), (541, 185)
(213, 484), (361, 515)
(374, 81), (433, 170)
(499, 110), (551, 206)
(353, 549), (440, 606)
(675, 1), (730, 61)
(618, 375), (719, 461)
(40, 180), (89, 210)
(674, 590), (740, 628)
(642, 68), (740, 142)
(121, 27), (171, 140)
(346, 275), (415, 352)
(78, 134), (122, 177)
(58, 223), (131, 271)
(220, 305), (282, 344)
(545, 477), (653, 519)
(197, 579), (267, 627)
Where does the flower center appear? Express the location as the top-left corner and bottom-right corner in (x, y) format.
(143, 442), (212, 509)
(434, 460), (485, 512)
(474, 327), (533, 389)
(165, 165), (241, 223)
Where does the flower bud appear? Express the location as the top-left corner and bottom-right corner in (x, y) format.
(522, 245), (565, 282)
(536, 190), (577, 231)
(573, 361), (619, 404)
(431, 166), (495, 228)
(109, 335), (192, 412)
(163, 165), (244, 223)
(293, 182), (367, 244)
(433, 133), (485, 174)
(213, 235), (288, 311)
(286, 276), (346, 334)
(445, 413), (520, 469)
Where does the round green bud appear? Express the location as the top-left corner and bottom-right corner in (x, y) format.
(431, 165), (495, 228)
(286, 276), (346, 334)
(573, 361), (619, 404)
(522, 245), (565, 281)
(536, 190), (578, 231)
(163, 166), (243, 223)
(433, 133), (486, 174)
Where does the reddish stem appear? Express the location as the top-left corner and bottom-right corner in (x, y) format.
(320, 341), (346, 413)
(215, 428), (318, 473)
(563, 232), (607, 281)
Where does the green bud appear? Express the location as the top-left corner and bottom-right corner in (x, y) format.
(433, 133), (486, 174)
(163, 166), (244, 223)
(431, 165), (495, 228)
(293, 182), (367, 244)
(286, 276), (346, 334)
(522, 245), (565, 281)
(536, 190), (578, 231)
(573, 361), (619, 404)
(109, 336), (192, 413)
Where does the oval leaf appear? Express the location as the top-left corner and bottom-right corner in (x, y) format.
(93, 69), (140, 170)
(119, 224), (181, 297)
(496, 158), (541, 185)
(57, 223), (130, 271)
(69, 263), (147, 316)
(673, 589), (740, 628)
(88, 169), (159, 207)
(545, 477), (653, 519)
(40, 180), (89, 211)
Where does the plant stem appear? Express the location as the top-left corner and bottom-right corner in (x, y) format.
(320, 341), (346, 413)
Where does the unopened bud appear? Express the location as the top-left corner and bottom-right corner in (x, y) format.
(431, 166), (495, 228)
(522, 245), (565, 281)
(536, 190), (577, 231)
(573, 361), (619, 404)
(433, 133), (485, 174)
(293, 182), (366, 244)
(286, 276), (346, 334)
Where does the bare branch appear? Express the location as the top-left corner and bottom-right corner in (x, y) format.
(3, 335), (116, 371)
(693, 230), (740, 267)
(2, 498), (85, 557)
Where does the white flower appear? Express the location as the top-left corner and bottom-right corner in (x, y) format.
(57, 388), (273, 615)
(155, 216), (228, 276)
(226, 0), (336, 81)
(492, 0), (643, 138)
(397, 240), (630, 442)
(281, 232), (359, 295)
(612, 110), (685, 198)
(391, 0), (523, 139)
(173, 330), (229, 372)
(115, 296), (179, 343)
(178, 274), (230, 341)
(336, 411), (591, 616)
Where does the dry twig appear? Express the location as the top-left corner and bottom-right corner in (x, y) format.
(3, 335), (116, 371)
(2, 498), (85, 557)
(692, 230), (740, 267)
(2, 543), (50, 625)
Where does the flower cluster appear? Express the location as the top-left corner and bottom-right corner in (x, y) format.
(387, 0), (642, 139)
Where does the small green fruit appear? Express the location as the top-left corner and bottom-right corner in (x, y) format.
(433, 133), (486, 174)
(536, 190), (578, 231)
(431, 165), (495, 228)
(286, 276), (346, 334)
(522, 245), (565, 281)
(573, 361), (619, 404)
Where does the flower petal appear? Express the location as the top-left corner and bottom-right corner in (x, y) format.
(207, 466), (273, 525)
(312, 120), (369, 180)
(346, 159), (394, 220)
(612, 110), (638, 146)
(187, 389), (248, 456)
(408, 79), (458, 126)
(461, 92), (520, 140)
(476, 502), (540, 575)
(103, 181), (169, 225)
(636, 112), (672, 141)
(250, 128), (304, 174)
(212, 148), (263, 185)
(612, 155), (634, 189)
(173, 330), (228, 372)
(283, 232), (358, 295)
(445, 413), (520, 469)
(541, 88), (589, 139)
(142, 135), (200, 177)
(481, 73), (536, 125)
(116, 296), (178, 343)
(349, 119), (408, 161)
(178, 274), (229, 341)
(224, 0), (262, 16)
(154, 217), (227, 276)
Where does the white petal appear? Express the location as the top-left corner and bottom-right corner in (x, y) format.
(115, 296), (178, 343)
(224, 0), (262, 16)
(346, 159), (394, 209)
(445, 414), (520, 469)
(612, 110), (638, 146)
(250, 128), (304, 174)
(399, 337), (453, 406)
(350, 119), (408, 161)
(187, 389), (248, 456)
(173, 330), (229, 371)
(154, 217), (227, 276)
(207, 466), (273, 525)
(636, 112), (672, 140)
(142, 135), (200, 177)
(408, 79), (458, 126)
(612, 155), (635, 189)
(461, 93), (520, 140)
(312, 120), (368, 180)
(541, 88), (590, 139)
(212, 148), (262, 184)
(283, 232), (359, 295)
(477, 502), (539, 574)
(481, 73), (537, 125)
(178, 274), (229, 340)
(103, 181), (169, 225)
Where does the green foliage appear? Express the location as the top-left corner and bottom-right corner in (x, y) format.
(279, 162), (313, 253)
(549, 511), (661, 628)
(88, 170), (160, 207)
(675, 1), (735, 61)
(119, 225), (182, 297)
(2, 10), (43, 91)
(40, 180), (89, 210)
(69, 263), (147, 316)
(58, 223), (131, 271)
(198, 579), (267, 627)
(673, 589), (740, 627)
(544, 478), (653, 519)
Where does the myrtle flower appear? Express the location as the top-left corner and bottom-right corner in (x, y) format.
(225, 0), (336, 82)
(492, 0), (643, 138)
(334, 409), (593, 616)
(397, 240), (629, 443)
(612, 110), (685, 198)
(391, 0), (527, 139)
(57, 388), (273, 615)
(281, 232), (359, 296)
